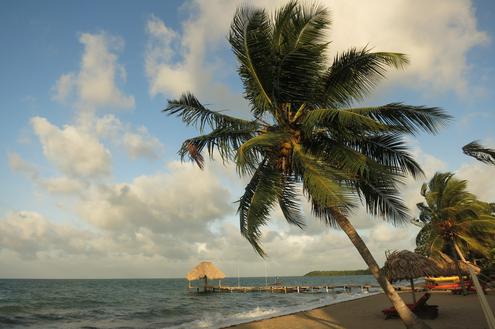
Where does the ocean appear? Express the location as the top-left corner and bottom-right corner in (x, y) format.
(0, 276), (380, 329)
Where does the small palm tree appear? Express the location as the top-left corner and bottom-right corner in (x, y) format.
(415, 172), (495, 264)
(462, 141), (495, 165)
(163, 2), (450, 328)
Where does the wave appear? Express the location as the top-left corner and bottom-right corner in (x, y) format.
(165, 291), (380, 329)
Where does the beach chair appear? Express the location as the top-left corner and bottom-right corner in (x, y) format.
(451, 280), (487, 295)
(382, 293), (439, 319)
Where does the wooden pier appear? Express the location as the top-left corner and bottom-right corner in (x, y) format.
(188, 284), (379, 294)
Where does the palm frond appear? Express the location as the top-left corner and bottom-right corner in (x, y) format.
(291, 143), (351, 209)
(299, 132), (413, 224)
(278, 175), (304, 228)
(456, 234), (491, 257)
(237, 161), (281, 256)
(165, 93), (258, 132)
(301, 108), (392, 133)
(236, 131), (290, 175)
(347, 134), (424, 178)
(309, 200), (350, 228)
(347, 103), (452, 135)
(229, 6), (274, 116)
(355, 172), (409, 224)
(178, 127), (255, 168)
(462, 141), (495, 165)
(271, 2), (330, 104)
(320, 48), (409, 107)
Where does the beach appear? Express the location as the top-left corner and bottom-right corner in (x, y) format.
(227, 292), (494, 329)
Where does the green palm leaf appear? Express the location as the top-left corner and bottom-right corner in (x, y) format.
(271, 2), (330, 103)
(278, 175), (305, 228)
(165, 93), (258, 132)
(178, 127), (255, 168)
(301, 108), (392, 133)
(229, 6), (274, 116)
(348, 103), (452, 135)
(236, 131), (290, 175)
(292, 143), (351, 208)
(237, 161), (281, 256)
(346, 134), (424, 178)
(320, 48), (408, 107)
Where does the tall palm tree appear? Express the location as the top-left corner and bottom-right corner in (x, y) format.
(415, 172), (495, 265)
(462, 141), (495, 165)
(163, 2), (450, 328)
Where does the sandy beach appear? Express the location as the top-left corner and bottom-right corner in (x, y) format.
(227, 292), (494, 329)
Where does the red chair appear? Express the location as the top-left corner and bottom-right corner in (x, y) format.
(382, 293), (439, 319)
(451, 280), (486, 295)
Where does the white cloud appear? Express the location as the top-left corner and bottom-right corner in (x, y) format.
(0, 160), (240, 277)
(53, 33), (135, 110)
(324, 0), (489, 94)
(31, 116), (112, 178)
(95, 114), (164, 160)
(122, 127), (163, 159)
(144, 13), (248, 113)
(0, 211), (102, 259)
(457, 161), (495, 202)
(40, 176), (87, 195)
(51, 73), (75, 103)
(145, 0), (487, 104)
(76, 161), (233, 233)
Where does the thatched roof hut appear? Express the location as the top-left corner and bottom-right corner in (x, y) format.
(383, 250), (442, 282)
(382, 250), (442, 303)
(186, 261), (225, 284)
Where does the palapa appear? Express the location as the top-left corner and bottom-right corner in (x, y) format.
(186, 261), (225, 292)
(382, 250), (442, 303)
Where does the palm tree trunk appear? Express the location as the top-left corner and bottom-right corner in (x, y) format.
(453, 242), (495, 329)
(330, 208), (431, 329)
(450, 242), (467, 295)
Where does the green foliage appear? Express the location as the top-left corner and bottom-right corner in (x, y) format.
(163, 1), (451, 256)
(320, 48), (408, 107)
(304, 269), (371, 276)
(237, 161), (282, 257)
(414, 172), (495, 260)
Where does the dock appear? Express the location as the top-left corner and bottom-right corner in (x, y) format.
(188, 284), (380, 294)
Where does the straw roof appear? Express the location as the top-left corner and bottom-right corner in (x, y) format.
(382, 250), (443, 282)
(186, 261), (225, 281)
(432, 253), (480, 276)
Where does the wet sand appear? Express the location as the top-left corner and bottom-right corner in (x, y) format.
(226, 292), (494, 329)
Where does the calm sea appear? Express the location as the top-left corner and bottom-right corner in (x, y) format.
(0, 276), (380, 329)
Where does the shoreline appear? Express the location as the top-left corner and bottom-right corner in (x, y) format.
(219, 291), (381, 329)
(224, 291), (495, 329)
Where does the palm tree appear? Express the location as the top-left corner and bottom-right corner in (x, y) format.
(163, 2), (450, 328)
(414, 172), (495, 262)
(462, 141), (495, 165)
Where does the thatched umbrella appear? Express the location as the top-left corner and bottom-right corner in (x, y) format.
(382, 250), (442, 303)
(186, 261), (225, 292)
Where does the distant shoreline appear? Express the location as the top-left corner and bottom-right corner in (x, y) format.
(304, 270), (371, 276)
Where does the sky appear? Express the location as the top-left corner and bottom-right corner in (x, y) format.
(1, 0), (495, 279)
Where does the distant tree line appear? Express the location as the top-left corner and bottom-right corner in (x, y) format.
(304, 269), (371, 277)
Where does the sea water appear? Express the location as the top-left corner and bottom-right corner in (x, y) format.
(0, 276), (380, 329)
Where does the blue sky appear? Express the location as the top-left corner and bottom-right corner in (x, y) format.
(1, 0), (494, 278)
